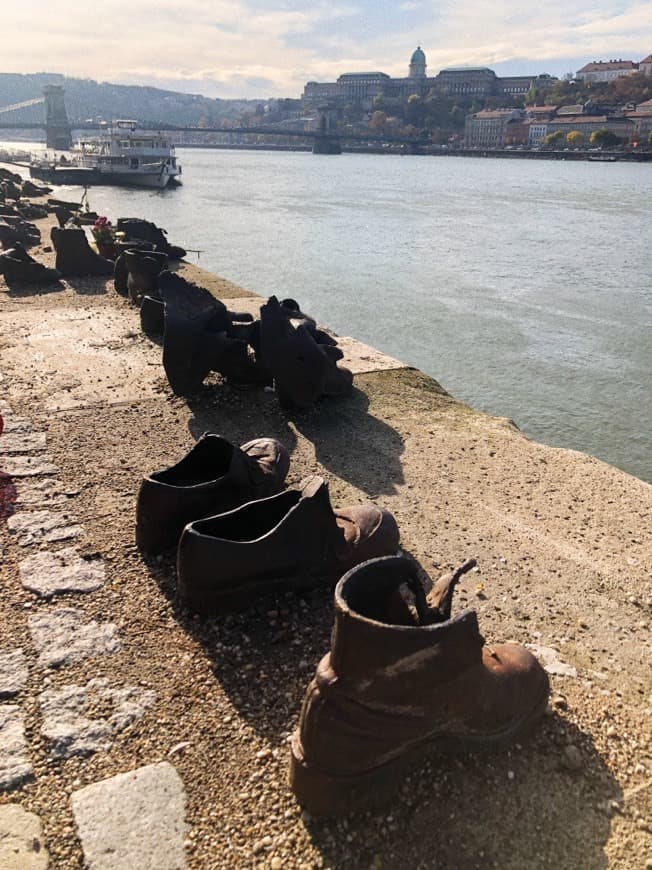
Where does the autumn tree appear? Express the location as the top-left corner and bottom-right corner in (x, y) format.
(369, 110), (388, 132)
(566, 130), (584, 145)
(589, 128), (619, 147)
(544, 130), (564, 146)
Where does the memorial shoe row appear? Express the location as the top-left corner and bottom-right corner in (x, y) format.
(135, 434), (550, 815)
(114, 249), (353, 409)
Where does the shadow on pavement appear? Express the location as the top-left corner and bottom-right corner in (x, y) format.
(184, 380), (404, 497)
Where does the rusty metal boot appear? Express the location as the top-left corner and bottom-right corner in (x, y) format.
(290, 554), (550, 815)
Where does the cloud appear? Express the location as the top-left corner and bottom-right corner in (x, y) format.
(1, 0), (651, 97)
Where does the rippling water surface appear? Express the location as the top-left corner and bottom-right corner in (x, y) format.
(34, 148), (652, 481)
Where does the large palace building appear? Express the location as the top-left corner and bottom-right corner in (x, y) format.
(302, 47), (557, 109)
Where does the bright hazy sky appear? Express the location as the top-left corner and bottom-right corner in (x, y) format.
(4, 1), (652, 98)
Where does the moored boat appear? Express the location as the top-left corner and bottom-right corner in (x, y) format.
(30, 120), (182, 188)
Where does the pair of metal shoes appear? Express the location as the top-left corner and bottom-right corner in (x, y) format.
(0, 215), (41, 249)
(116, 218), (187, 260)
(114, 246), (169, 304)
(135, 432), (399, 614)
(0, 242), (61, 286)
(50, 226), (114, 277)
(148, 278), (353, 406)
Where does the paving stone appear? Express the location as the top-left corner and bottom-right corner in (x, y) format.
(0, 705), (31, 790)
(0, 418), (34, 435)
(526, 644), (578, 678)
(0, 650), (28, 698)
(71, 762), (188, 869)
(7, 510), (82, 547)
(14, 478), (71, 509)
(0, 433), (47, 455)
(20, 547), (105, 597)
(0, 803), (49, 870)
(0, 456), (58, 478)
(40, 678), (157, 759)
(28, 609), (120, 669)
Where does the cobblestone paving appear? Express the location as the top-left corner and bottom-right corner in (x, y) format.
(0, 401), (188, 868)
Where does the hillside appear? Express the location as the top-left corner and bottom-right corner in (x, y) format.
(0, 72), (261, 128)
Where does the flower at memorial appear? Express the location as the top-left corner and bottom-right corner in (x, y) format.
(91, 216), (115, 245)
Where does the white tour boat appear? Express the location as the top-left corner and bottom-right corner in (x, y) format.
(30, 120), (182, 189)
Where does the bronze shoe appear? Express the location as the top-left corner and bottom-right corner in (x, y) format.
(290, 554), (550, 815)
(177, 475), (399, 614)
(136, 434), (290, 555)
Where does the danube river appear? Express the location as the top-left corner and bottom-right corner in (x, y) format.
(27, 148), (652, 482)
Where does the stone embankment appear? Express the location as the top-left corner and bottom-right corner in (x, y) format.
(0, 197), (650, 868)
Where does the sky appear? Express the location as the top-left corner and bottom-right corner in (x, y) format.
(3, 0), (652, 99)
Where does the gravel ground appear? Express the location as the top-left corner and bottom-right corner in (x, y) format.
(0, 206), (650, 869)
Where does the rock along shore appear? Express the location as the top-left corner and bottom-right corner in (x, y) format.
(0, 201), (650, 869)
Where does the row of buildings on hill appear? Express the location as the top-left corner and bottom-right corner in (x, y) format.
(303, 49), (652, 111)
(302, 47), (557, 109)
(464, 100), (652, 148)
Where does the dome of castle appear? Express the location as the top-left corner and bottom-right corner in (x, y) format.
(411, 46), (426, 64)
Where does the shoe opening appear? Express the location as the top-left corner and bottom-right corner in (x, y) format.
(155, 436), (234, 486)
(341, 555), (477, 628)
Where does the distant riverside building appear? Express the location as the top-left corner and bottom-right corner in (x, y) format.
(545, 114), (635, 141)
(464, 100), (638, 147)
(463, 109), (523, 147)
(639, 55), (652, 76)
(302, 48), (556, 109)
(626, 97), (652, 140)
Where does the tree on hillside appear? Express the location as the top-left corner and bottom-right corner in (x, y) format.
(608, 72), (651, 106)
(648, 131), (652, 145)
(589, 128), (619, 147)
(566, 130), (584, 145)
(369, 110), (388, 132)
(406, 94), (425, 126)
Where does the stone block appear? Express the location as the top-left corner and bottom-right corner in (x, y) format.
(71, 762), (188, 869)
(28, 608), (120, 668)
(0, 804), (49, 869)
(20, 548), (105, 597)
(0, 457), (58, 477)
(0, 650), (28, 697)
(0, 705), (31, 790)
(40, 678), (157, 759)
(8, 510), (82, 547)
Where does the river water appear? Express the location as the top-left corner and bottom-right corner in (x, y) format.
(10, 146), (652, 482)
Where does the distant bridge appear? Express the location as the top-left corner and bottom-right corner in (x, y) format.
(0, 88), (430, 155)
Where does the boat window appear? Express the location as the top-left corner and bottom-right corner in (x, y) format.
(119, 140), (130, 148)
(130, 158), (139, 168)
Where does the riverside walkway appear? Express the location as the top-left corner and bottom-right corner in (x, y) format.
(0, 203), (650, 868)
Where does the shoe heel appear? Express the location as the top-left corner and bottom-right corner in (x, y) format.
(290, 735), (415, 817)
